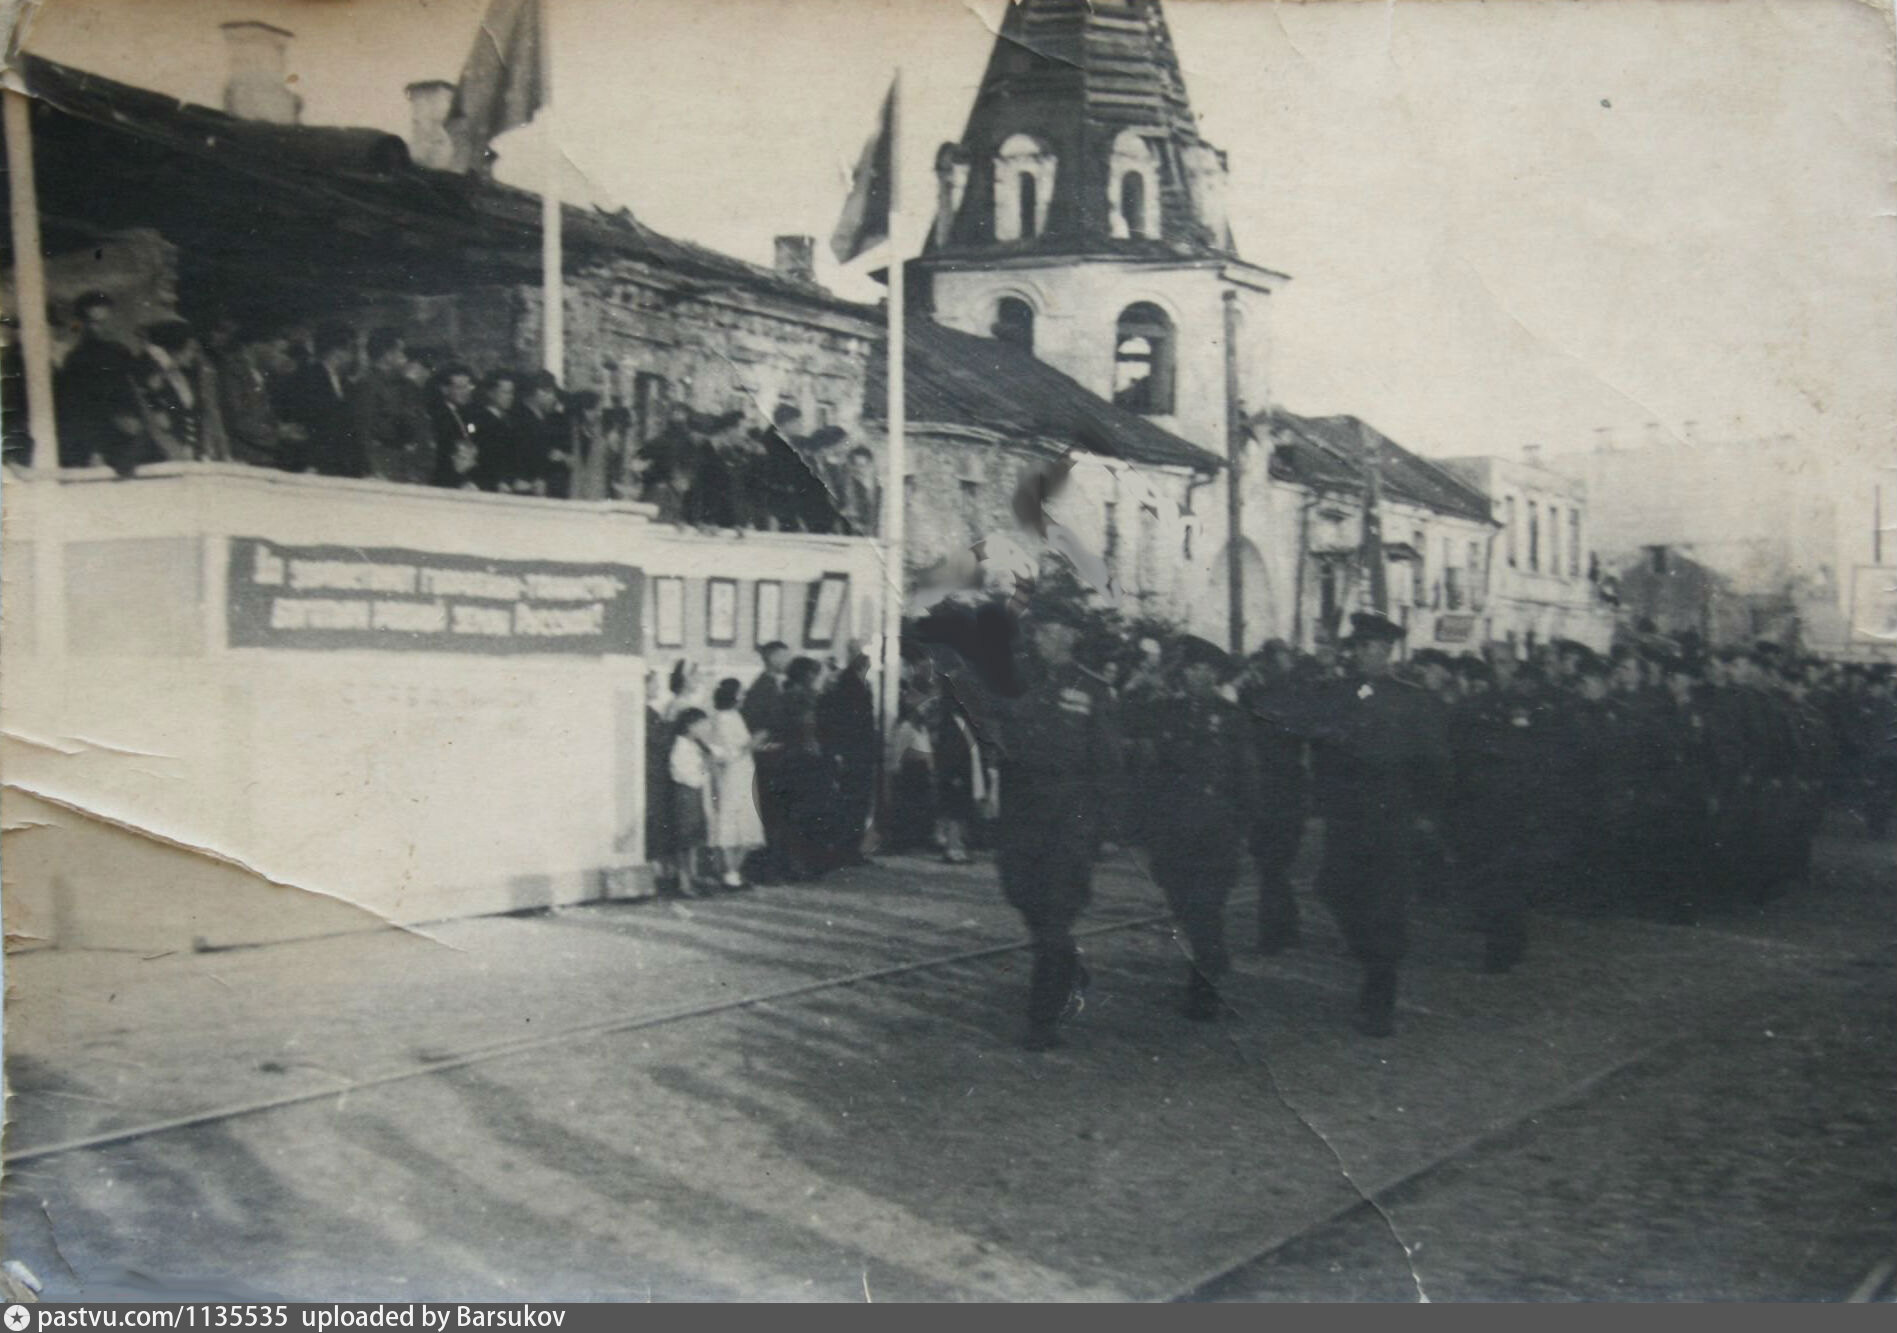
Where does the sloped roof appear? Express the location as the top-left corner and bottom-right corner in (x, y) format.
(1259, 410), (1497, 525)
(866, 319), (1222, 473)
(6, 54), (866, 318)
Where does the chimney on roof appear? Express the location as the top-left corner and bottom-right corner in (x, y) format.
(405, 80), (464, 171)
(773, 235), (817, 286)
(1521, 443), (1543, 467)
(220, 21), (302, 125)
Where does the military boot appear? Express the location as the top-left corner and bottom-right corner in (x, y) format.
(1353, 966), (1398, 1038)
(1182, 968), (1222, 1022)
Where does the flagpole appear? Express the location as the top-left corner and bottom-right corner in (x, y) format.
(878, 69), (907, 765)
(4, 88), (58, 471)
(540, 0), (562, 379)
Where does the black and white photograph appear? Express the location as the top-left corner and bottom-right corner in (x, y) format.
(0, 0), (1893, 1306)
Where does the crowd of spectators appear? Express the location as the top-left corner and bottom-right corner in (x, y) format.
(24, 291), (880, 535)
(646, 643), (881, 895)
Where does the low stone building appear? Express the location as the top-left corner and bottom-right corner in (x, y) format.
(862, 317), (1224, 622)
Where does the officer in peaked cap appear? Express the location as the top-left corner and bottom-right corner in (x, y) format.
(1254, 606), (1450, 1036)
(990, 581), (1123, 1051)
(1131, 634), (1254, 1021)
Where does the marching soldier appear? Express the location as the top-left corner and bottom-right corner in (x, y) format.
(1294, 612), (1452, 1038)
(1239, 639), (1310, 954)
(1447, 655), (1554, 972)
(1133, 635), (1254, 1021)
(993, 594), (1123, 1052)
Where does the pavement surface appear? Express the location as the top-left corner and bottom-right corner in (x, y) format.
(2, 822), (1892, 1302)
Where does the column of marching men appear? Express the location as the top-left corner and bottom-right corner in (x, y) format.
(932, 576), (1896, 1052)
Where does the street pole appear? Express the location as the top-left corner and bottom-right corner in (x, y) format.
(1222, 289), (1244, 654)
(4, 88), (59, 470)
(539, 4), (562, 380)
(877, 71), (906, 766)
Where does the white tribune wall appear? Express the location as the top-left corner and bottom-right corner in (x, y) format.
(1, 467), (886, 951)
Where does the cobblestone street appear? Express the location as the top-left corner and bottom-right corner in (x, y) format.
(4, 823), (1890, 1302)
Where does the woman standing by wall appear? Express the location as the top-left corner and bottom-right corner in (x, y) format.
(706, 677), (765, 890)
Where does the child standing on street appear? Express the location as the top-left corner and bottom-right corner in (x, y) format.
(668, 707), (715, 895)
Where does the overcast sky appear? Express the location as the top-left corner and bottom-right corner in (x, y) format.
(22, 0), (1897, 465)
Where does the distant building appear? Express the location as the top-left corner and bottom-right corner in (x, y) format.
(1438, 452), (1616, 653)
(1543, 433), (1888, 658)
(1257, 413), (1498, 654)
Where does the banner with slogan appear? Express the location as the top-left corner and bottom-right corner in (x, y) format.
(227, 538), (644, 656)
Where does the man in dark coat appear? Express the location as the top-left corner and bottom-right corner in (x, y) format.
(1133, 635), (1254, 1021)
(206, 318), (291, 468)
(743, 641), (794, 881)
(1239, 638), (1310, 954)
(468, 371), (531, 492)
(1263, 611), (1451, 1037)
(817, 651), (879, 865)
(994, 593), (1123, 1051)
(429, 365), (483, 489)
(277, 323), (365, 477)
(1449, 655), (1561, 971)
(53, 291), (145, 470)
(352, 328), (433, 484)
(516, 371), (573, 498)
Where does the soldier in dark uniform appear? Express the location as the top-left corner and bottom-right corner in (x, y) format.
(1448, 654), (1555, 972)
(1132, 635), (1253, 1021)
(1647, 651), (1716, 923)
(1557, 648), (1626, 914)
(1239, 639), (1310, 954)
(1779, 658), (1835, 889)
(993, 594), (1123, 1051)
(1296, 611), (1451, 1037)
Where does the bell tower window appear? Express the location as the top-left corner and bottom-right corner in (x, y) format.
(994, 297), (1035, 353)
(994, 134), (1056, 242)
(1108, 129), (1162, 240)
(1113, 302), (1175, 416)
(1120, 173), (1146, 239)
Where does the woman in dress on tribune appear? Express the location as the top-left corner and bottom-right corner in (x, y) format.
(706, 677), (765, 890)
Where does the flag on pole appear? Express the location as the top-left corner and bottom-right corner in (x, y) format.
(454, 0), (547, 165)
(831, 81), (895, 264)
(1357, 420), (1390, 614)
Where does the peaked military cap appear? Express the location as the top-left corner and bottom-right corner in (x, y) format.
(1570, 647), (1612, 678)
(1346, 610), (1406, 643)
(1178, 634), (1237, 678)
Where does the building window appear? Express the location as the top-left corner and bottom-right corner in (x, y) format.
(994, 297), (1034, 353)
(1528, 502), (1540, 572)
(1548, 505), (1561, 577)
(1468, 540), (1483, 608)
(1104, 501), (1120, 579)
(1569, 510), (1581, 577)
(1445, 565), (1464, 610)
(994, 133), (1055, 242)
(1505, 496), (1517, 567)
(1113, 302), (1175, 415)
(1649, 545), (1669, 575)
(1109, 128), (1162, 240)
(1120, 172), (1146, 237)
(1411, 529), (1426, 604)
